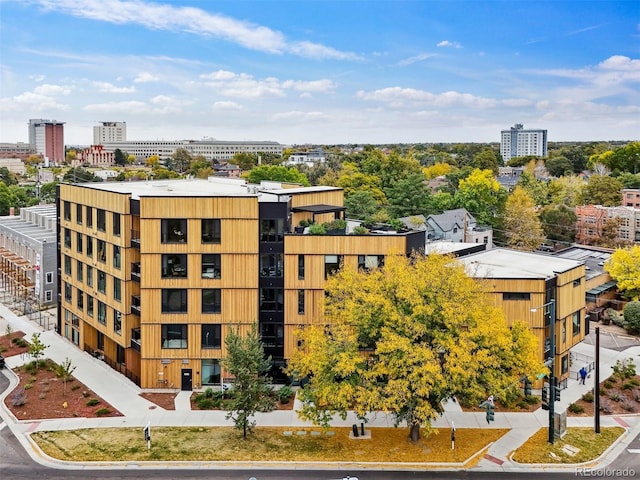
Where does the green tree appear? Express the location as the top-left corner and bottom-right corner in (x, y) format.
(39, 181), (59, 203)
(472, 147), (500, 174)
(53, 357), (77, 396)
(222, 327), (275, 438)
(623, 302), (640, 334)
(538, 204), (577, 243)
(548, 175), (585, 207)
(344, 190), (381, 220)
(385, 173), (432, 218)
(28, 332), (48, 370)
(517, 171), (550, 206)
(245, 165), (310, 186)
(63, 167), (101, 183)
(0, 166), (18, 185)
(233, 152), (258, 171)
(113, 148), (128, 167)
(605, 246), (640, 301)
(288, 254), (543, 442)
(169, 148), (193, 173)
(591, 142), (640, 174)
(337, 163), (387, 204)
(503, 187), (545, 251)
(453, 169), (507, 227)
(545, 156), (573, 177)
(616, 173), (640, 189)
(580, 175), (623, 206)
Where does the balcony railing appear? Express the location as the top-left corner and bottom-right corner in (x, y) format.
(131, 230), (140, 249)
(131, 263), (141, 282)
(131, 328), (141, 352)
(131, 295), (141, 316)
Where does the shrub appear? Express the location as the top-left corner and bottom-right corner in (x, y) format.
(204, 387), (214, 398)
(11, 337), (20, 345)
(82, 391), (90, 398)
(568, 403), (584, 414)
(39, 393), (46, 400)
(603, 380), (614, 389)
(634, 391), (640, 403)
(600, 388), (607, 396)
(196, 397), (215, 410)
(308, 223), (327, 235)
(278, 385), (294, 404)
(609, 392), (623, 402)
(24, 383), (33, 390)
(622, 401), (636, 412)
(86, 398), (100, 407)
(516, 401), (528, 410)
(623, 382), (637, 390)
(11, 388), (26, 407)
(351, 226), (369, 235)
(95, 407), (111, 416)
(600, 400), (613, 414)
(612, 358), (636, 380)
(581, 392), (594, 403)
(623, 301), (640, 334)
(524, 395), (540, 405)
(71, 384), (81, 391)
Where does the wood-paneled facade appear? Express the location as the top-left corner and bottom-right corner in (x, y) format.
(57, 179), (424, 389)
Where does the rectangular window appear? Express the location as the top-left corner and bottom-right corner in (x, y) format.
(113, 277), (121, 302)
(76, 204), (83, 225)
(201, 219), (221, 243)
(87, 295), (94, 317)
(161, 324), (187, 349)
(64, 255), (72, 275)
(201, 324), (221, 349)
(86, 206), (93, 228)
(116, 345), (125, 364)
(201, 254), (221, 279)
(161, 289), (188, 313)
(201, 359), (221, 385)
(97, 240), (106, 263)
(562, 319), (567, 343)
(162, 254), (187, 278)
(76, 260), (83, 282)
(260, 288), (283, 311)
(97, 301), (107, 325)
(573, 278), (582, 287)
(572, 312), (580, 336)
(260, 254), (283, 277)
(97, 270), (106, 294)
(161, 219), (187, 243)
(64, 228), (71, 248)
(113, 245), (121, 269)
(113, 212), (121, 236)
(86, 265), (93, 288)
(63, 201), (71, 221)
(298, 289), (305, 314)
(113, 310), (122, 335)
(77, 290), (84, 311)
(561, 355), (569, 374)
(97, 209), (106, 232)
(358, 255), (385, 271)
(45, 290), (53, 302)
(502, 292), (531, 300)
(324, 255), (343, 279)
(46, 272), (53, 284)
(86, 236), (93, 257)
(261, 323), (284, 348)
(64, 282), (72, 302)
(298, 254), (305, 279)
(202, 289), (222, 313)
(260, 219), (284, 242)
(76, 232), (83, 253)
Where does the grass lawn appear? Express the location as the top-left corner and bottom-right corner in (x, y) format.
(32, 427), (508, 463)
(512, 427), (624, 464)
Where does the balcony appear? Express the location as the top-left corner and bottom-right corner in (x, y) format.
(131, 295), (141, 316)
(131, 263), (141, 282)
(131, 328), (141, 352)
(131, 230), (140, 249)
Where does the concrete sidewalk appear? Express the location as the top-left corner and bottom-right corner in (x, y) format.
(1, 301), (639, 473)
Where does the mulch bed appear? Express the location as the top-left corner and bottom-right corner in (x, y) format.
(5, 358), (123, 420)
(0, 331), (30, 357)
(139, 392), (177, 410)
(568, 374), (640, 416)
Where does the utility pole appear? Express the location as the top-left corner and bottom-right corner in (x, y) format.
(532, 298), (556, 444)
(595, 326), (600, 434)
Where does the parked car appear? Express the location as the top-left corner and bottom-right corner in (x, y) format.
(0, 353), (5, 369)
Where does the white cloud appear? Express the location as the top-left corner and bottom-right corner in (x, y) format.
(93, 81), (136, 93)
(83, 100), (150, 114)
(397, 53), (436, 67)
(34, 83), (72, 96)
(134, 72), (160, 83)
(356, 87), (496, 108)
(270, 110), (332, 123)
(437, 40), (462, 49)
(213, 101), (243, 110)
(33, 0), (357, 60)
(29, 74), (46, 82)
(281, 79), (336, 93)
(0, 91), (70, 111)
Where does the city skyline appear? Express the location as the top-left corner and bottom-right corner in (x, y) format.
(0, 0), (638, 146)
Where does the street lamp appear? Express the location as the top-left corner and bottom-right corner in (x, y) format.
(531, 298), (556, 444)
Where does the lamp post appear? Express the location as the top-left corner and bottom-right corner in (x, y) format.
(531, 298), (556, 444)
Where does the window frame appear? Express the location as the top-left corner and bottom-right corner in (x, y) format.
(161, 324), (188, 349)
(201, 219), (221, 244)
(201, 254), (221, 279)
(161, 289), (188, 313)
(202, 288), (222, 314)
(161, 219), (187, 243)
(201, 324), (221, 349)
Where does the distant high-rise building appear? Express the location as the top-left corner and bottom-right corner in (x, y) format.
(28, 119), (65, 163)
(93, 121), (127, 144)
(500, 124), (547, 162)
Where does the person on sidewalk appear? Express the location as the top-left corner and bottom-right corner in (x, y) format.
(579, 366), (587, 385)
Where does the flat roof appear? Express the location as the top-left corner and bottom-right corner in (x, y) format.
(553, 245), (612, 280)
(425, 242), (483, 254)
(457, 248), (583, 279)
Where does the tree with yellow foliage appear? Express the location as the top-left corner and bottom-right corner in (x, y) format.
(605, 246), (640, 300)
(423, 162), (454, 180)
(503, 186), (546, 251)
(288, 254), (543, 442)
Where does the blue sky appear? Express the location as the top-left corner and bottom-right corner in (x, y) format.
(0, 0), (638, 146)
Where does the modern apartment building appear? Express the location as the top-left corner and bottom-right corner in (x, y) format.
(576, 204), (640, 244)
(28, 119), (65, 163)
(56, 178), (424, 389)
(100, 140), (285, 163)
(500, 124), (547, 162)
(458, 248), (586, 387)
(623, 189), (640, 208)
(93, 121), (127, 145)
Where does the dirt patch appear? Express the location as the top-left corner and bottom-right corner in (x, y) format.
(0, 331), (30, 357)
(568, 374), (640, 416)
(139, 392), (176, 410)
(5, 358), (123, 420)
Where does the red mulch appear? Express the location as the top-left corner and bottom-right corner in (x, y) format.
(5, 358), (123, 420)
(139, 392), (177, 410)
(568, 374), (640, 416)
(0, 331), (29, 357)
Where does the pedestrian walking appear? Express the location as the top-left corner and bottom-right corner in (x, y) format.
(579, 366), (587, 385)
